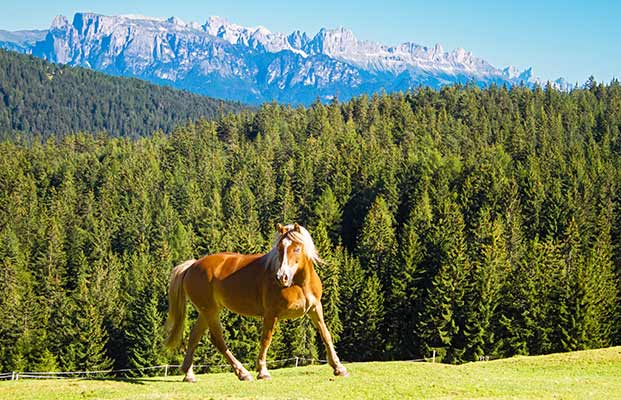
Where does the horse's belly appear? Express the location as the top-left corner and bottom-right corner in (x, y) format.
(217, 291), (263, 317)
(219, 296), (263, 317)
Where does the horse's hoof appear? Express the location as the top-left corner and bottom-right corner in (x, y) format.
(334, 367), (349, 377)
(183, 375), (197, 383)
(257, 372), (272, 380)
(238, 372), (254, 381)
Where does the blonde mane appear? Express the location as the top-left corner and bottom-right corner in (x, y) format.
(265, 224), (322, 271)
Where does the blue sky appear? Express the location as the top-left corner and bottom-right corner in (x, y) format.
(2, 0), (619, 84)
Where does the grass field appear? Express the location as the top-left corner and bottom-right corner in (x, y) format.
(1, 347), (620, 400)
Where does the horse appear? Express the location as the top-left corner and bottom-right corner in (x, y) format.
(164, 223), (349, 382)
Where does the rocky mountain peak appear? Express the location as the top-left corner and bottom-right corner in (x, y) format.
(50, 15), (70, 30)
(0, 12), (570, 105)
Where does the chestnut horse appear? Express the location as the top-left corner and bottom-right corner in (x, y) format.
(164, 223), (349, 382)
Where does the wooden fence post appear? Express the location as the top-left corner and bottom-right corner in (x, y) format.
(432, 350), (436, 363)
(164, 365), (168, 377)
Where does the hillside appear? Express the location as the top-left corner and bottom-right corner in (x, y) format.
(1, 84), (620, 375)
(0, 49), (245, 139)
(1, 347), (619, 399)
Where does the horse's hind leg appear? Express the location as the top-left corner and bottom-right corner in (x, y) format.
(206, 311), (253, 381)
(181, 313), (208, 382)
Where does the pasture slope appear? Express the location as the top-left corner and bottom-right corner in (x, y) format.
(1, 347), (619, 400)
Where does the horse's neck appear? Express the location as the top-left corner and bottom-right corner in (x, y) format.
(293, 258), (314, 285)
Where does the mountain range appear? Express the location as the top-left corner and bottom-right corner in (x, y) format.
(0, 13), (571, 105)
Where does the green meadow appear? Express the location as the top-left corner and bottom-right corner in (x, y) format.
(1, 347), (619, 400)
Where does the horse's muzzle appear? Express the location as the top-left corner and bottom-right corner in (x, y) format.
(276, 272), (291, 288)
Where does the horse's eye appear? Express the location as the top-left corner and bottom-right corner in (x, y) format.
(293, 247), (301, 254)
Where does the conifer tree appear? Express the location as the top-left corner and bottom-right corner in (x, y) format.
(463, 208), (508, 361)
(582, 207), (618, 348)
(222, 181), (264, 253)
(356, 196), (398, 285)
(311, 222), (342, 346)
(313, 187), (343, 245)
(417, 200), (469, 363)
(553, 217), (586, 352)
(196, 186), (226, 254)
(125, 286), (163, 375)
(270, 317), (318, 363)
(219, 311), (261, 367)
(0, 227), (30, 371)
(336, 247), (366, 360)
(524, 239), (564, 355)
(169, 220), (195, 264)
(388, 207), (427, 359)
(276, 159), (298, 225)
(350, 272), (385, 361)
(72, 282), (113, 372)
(33, 349), (59, 372)
(494, 185), (529, 357)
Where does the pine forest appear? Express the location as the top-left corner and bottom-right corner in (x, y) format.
(1, 80), (621, 373)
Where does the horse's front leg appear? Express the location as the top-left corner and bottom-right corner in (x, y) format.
(256, 315), (278, 380)
(308, 302), (349, 377)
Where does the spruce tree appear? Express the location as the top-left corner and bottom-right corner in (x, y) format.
(463, 209), (508, 361)
(270, 317), (318, 363)
(313, 187), (343, 245)
(125, 286), (163, 376)
(220, 311), (261, 367)
(525, 239), (564, 355)
(583, 207), (618, 348)
(347, 272), (385, 361)
(554, 217), (586, 352)
(494, 187), (528, 357)
(311, 222), (342, 347)
(72, 280), (113, 372)
(417, 200), (469, 363)
(336, 247), (366, 361)
(276, 159), (299, 225)
(33, 349), (59, 372)
(389, 208), (426, 359)
(356, 196), (398, 287)
(0, 227), (31, 371)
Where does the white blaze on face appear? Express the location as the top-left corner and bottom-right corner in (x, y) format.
(277, 237), (296, 287)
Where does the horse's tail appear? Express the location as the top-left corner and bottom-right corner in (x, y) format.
(164, 258), (196, 349)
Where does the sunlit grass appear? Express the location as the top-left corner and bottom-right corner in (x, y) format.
(1, 347), (619, 399)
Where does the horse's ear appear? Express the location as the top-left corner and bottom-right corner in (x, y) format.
(276, 223), (287, 235)
(293, 223), (301, 232)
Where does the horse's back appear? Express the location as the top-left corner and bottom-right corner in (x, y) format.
(184, 252), (267, 316)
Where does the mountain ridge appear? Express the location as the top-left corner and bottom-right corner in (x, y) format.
(0, 12), (571, 105)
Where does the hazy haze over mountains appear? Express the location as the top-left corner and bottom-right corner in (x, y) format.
(0, 12), (571, 105)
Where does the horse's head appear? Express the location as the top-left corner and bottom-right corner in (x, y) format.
(271, 223), (320, 288)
